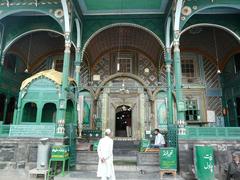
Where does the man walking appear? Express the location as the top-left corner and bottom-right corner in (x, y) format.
(97, 129), (116, 180)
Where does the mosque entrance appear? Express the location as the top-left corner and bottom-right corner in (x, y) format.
(97, 75), (151, 140)
(115, 105), (132, 137)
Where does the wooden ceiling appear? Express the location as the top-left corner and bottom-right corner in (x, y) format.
(180, 26), (240, 68)
(84, 26), (164, 66)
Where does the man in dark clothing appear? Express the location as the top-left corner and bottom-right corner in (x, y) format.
(227, 153), (240, 180)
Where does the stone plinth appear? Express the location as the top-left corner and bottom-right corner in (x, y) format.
(0, 137), (64, 170)
(179, 139), (240, 180)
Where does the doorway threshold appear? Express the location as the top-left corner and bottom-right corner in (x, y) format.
(114, 137), (137, 141)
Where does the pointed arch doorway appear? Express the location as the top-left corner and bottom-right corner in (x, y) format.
(96, 73), (153, 140)
(115, 105), (132, 137)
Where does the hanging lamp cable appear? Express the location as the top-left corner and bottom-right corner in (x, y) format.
(213, 29), (221, 74)
(25, 34), (33, 73)
(117, 0), (124, 72)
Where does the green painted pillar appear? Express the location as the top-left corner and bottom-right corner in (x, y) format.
(165, 48), (173, 125)
(75, 48), (82, 87)
(173, 32), (186, 135)
(36, 103), (43, 124)
(165, 48), (177, 147)
(0, 23), (4, 66)
(0, 52), (4, 66)
(2, 96), (9, 123)
(56, 32), (71, 136)
(13, 92), (22, 124)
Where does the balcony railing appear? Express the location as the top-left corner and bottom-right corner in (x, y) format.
(0, 124), (10, 136)
(179, 127), (240, 140)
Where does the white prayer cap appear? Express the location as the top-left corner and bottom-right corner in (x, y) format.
(105, 129), (111, 135)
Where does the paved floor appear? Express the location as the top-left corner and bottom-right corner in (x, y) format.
(0, 169), (185, 180)
(55, 171), (184, 180)
(0, 169), (28, 180)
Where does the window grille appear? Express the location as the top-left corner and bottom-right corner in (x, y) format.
(117, 58), (132, 73)
(182, 59), (195, 78)
(185, 99), (200, 121)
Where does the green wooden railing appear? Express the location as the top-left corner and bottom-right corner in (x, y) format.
(179, 127), (240, 140)
(0, 124), (10, 136)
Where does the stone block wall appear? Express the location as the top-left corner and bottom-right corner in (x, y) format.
(179, 139), (240, 180)
(0, 138), (64, 170)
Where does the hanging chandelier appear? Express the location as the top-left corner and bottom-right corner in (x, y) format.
(119, 79), (129, 94)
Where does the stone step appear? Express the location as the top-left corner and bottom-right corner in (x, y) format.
(113, 149), (138, 156)
(114, 155), (137, 162)
(0, 169), (184, 180)
(75, 164), (138, 172)
(77, 151), (137, 165)
(55, 171), (184, 180)
(113, 140), (139, 149)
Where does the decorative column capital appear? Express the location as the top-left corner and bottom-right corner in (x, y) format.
(56, 119), (65, 135)
(165, 47), (172, 65)
(75, 65), (81, 73)
(173, 41), (180, 52)
(64, 32), (71, 50)
(165, 64), (171, 72)
(173, 30), (180, 51)
(177, 119), (186, 135)
(174, 30), (180, 40)
(76, 47), (80, 53)
(166, 47), (171, 53)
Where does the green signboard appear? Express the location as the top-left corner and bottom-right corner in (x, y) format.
(9, 124), (55, 138)
(194, 146), (214, 180)
(139, 139), (150, 152)
(159, 147), (177, 170)
(92, 141), (99, 151)
(51, 145), (69, 159)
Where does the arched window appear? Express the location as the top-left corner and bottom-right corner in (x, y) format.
(22, 102), (37, 122)
(0, 94), (6, 121)
(5, 97), (16, 124)
(41, 103), (56, 123)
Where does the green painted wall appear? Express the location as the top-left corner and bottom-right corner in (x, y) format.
(81, 14), (165, 47)
(1, 16), (63, 53)
(0, 65), (28, 97)
(0, 1), (64, 29)
(84, 0), (162, 10)
(222, 55), (240, 127)
(182, 14), (240, 39)
(181, 0), (240, 29)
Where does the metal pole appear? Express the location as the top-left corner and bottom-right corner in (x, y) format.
(74, 19), (82, 87)
(75, 48), (81, 87)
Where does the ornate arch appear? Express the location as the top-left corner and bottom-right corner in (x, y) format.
(181, 23), (240, 42)
(3, 29), (77, 54)
(81, 23), (166, 62)
(79, 87), (95, 99)
(178, 23), (240, 70)
(180, 5), (240, 30)
(0, 9), (64, 30)
(94, 73), (153, 100)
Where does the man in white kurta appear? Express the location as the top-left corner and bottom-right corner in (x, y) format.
(151, 128), (165, 148)
(97, 129), (116, 180)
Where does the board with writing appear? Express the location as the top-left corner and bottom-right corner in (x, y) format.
(9, 124), (55, 138)
(159, 147), (177, 170)
(194, 146), (214, 180)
